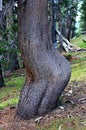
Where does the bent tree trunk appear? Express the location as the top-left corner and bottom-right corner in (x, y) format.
(16, 0), (71, 120)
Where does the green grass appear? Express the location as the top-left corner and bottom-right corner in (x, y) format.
(69, 52), (86, 81)
(0, 76), (25, 109)
(64, 51), (86, 81)
(71, 61), (86, 81)
(37, 117), (86, 130)
(71, 34), (86, 48)
(0, 98), (18, 110)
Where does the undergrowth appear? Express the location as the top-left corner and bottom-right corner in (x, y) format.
(71, 34), (86, 48)
(0, 76), (25, 109)
(0, 52), (86, 129)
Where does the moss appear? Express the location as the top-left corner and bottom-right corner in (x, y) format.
(0, 98), (18, 110)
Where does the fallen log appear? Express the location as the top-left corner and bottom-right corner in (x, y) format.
(56, 30), (80, 52)
(77, 48), (86, 52)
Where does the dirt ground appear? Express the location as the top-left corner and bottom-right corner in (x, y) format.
(0, 81), (86, 130)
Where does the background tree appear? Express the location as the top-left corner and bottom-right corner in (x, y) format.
(6, 0), (19, 72)
(0, 63), (4, 87)
(49, 0), (58, 47)
(16, 0), (71, 120)
(0, 0), (19, 86)
(80, 0), (86, 32)
(0, 0), (19, 73)
(48, 0), (78, 52)
(57, 0), (78, 41)
(0, 3), (6, 87)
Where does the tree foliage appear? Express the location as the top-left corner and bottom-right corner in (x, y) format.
(80, 0), (86, 31)
(0, 0), (19, 71)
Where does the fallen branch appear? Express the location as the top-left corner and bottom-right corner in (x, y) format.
(56, 30), (80, 52)
(77, 48), (86, 52)
(35, 117), (43, 123)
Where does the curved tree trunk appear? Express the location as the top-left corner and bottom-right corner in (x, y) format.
(16, 0), (71, 120)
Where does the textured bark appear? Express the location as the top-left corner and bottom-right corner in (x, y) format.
(16, 0), (71, 120)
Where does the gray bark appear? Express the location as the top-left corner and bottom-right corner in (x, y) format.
(16, 0), (71, 120)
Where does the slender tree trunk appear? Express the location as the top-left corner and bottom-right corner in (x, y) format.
(0, 63), (4, 87)
(71, 20), (76, 38)
(50, 0), (57, 45)
(66, 17), (72, 41)
(16, 0), (71, 120)
(9, 52), (19, 72)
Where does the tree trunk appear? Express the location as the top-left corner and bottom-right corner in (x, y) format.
(9, 51), (19, 72)
(0, 63), (4, 87)
(66, 18), (72, 41)
(16, 0), (71, 120)
(51, 0), (57, 46)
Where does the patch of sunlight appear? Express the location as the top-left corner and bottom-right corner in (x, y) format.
(71, 61), (86, 81)
(0, 98), (19, 110)
(71, 34), (86, 48)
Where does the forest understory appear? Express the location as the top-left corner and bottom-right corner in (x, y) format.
(0, 80), (86, 130)
(0, 51), (86, 130)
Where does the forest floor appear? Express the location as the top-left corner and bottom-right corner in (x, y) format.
(0, 51), (86, 130)
(0, 81), (86, 130)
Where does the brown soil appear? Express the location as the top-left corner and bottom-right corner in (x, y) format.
(0, 81), (86, 130)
